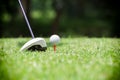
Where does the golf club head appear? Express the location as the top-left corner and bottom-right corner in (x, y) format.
(20, 38), (47, 51)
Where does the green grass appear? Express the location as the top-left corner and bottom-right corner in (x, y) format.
(0, 37), (120, 80)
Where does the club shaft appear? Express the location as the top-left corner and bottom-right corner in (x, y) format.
(18, 0), (34, 38)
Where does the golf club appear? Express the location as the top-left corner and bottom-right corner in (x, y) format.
(18, 0), (47, 51)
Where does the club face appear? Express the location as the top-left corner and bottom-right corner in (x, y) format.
(28, 45), (47, 51)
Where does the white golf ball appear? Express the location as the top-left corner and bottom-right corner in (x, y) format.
(50, 34), (60, 44)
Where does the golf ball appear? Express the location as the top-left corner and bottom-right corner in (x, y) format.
(50, 34), (60, 44)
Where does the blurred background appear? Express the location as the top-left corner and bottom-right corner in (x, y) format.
(0, 0), (119, 38)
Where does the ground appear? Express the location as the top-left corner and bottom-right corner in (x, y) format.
(0, 37), (120, 80)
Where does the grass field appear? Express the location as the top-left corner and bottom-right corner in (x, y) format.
(0, 37), (120, 80)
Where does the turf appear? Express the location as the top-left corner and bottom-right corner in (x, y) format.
(0, 37), (120, 80)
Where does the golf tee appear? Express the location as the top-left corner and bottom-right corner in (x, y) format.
(54, 45), (56, 52)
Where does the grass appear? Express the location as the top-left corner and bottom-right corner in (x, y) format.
(0, 37), (120, 80)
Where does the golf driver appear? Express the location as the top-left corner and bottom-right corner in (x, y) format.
(18, 0), (47, 51)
